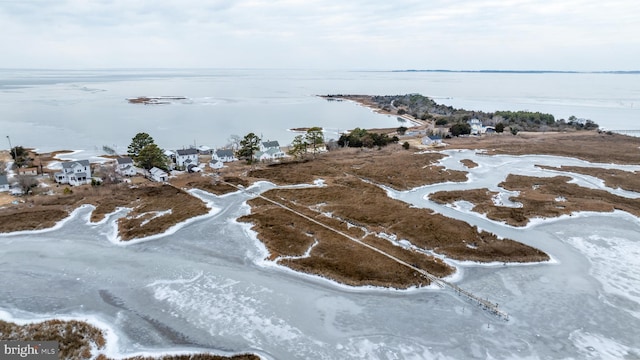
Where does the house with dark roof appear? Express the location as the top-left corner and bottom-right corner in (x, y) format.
(0, 175), (9, 192)
(209, 159), (223, 170)
(54, 160), (92, 186)
(175, 148), (199, 171)
(257, 140), (285, 161)
(422, 135), (443, 146)
(260, 140), (281, 152)
(213, 149), (236, 163)
(116, 157), (137, 176)
(149, 167), (168, 182)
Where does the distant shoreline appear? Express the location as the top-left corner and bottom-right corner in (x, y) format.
(386, 69), (640, 74)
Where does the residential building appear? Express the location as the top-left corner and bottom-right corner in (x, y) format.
(209, 159), (223, 169)
(149, 167), (168, 182)
(116, 157), (137, 176)
(468, 118), (484, 135)
(422, 135), (443, 146)
(213, 149), (236, 163)
(175, 148), (199, 170)
(54, 160), (92, 186)
(258, 141), (285, 159)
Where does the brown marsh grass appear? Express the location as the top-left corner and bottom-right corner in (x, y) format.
(0, 183), (209, 240)
(536, 165), (640, 192)
(445, 131), (640, 164)
(430, 174), (640, 226)
(240, 176), (548, 287)
(0, 319), (258, 360)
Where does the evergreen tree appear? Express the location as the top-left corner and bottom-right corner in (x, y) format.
(128, 132), (155, 158)
(237, 133), (261, 164)
(136, 144), (167, 170)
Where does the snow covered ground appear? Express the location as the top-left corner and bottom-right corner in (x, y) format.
(1, 151), (640, 359)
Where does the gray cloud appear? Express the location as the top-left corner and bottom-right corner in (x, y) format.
(0, 0), (638, 69)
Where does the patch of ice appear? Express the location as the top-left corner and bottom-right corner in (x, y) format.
(565, 234), (640, 319)
(569, 329), (639, 359)
(491, 191), (523, 208)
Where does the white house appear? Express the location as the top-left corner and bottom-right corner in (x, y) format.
(54, 160), (92, 186)
(213, 149), (236, 163)
(149, 167), (168, 182)
(116, 157), (137, 176)
(468, 118), (484, 135)
(259, 141), (285, 159)
(0, 175), (9, 192)
(422, 135), (443, 146)
(175, 148), (199, 170)
(209, 159), (223, 169)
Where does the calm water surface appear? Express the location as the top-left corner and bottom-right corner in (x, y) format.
(1, 69), (639, 152)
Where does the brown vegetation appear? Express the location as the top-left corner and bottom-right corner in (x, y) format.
(445, 131), (640, 164)
(249, 145), (467, 190)
(0, 183), (209, 240)
(430, 174), (640, 226)
(536, 165), (640, 192)
(0, 319), (258, 360)
(460, 159), (479, 168)
(240, 176), (548, 287)
(0, 319), (106, 359)
(172, 173), (249, 196)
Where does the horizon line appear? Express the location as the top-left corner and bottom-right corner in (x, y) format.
(0, 67), (638, 74)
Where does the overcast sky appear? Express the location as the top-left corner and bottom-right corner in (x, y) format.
(1, 0), (638, 70)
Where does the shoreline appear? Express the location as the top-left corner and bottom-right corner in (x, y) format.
(0, 310), (264, 360)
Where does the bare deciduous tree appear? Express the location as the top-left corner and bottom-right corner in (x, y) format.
(15, 175), (38, 195)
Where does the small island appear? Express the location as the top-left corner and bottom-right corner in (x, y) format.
(127, 96), (188, 105)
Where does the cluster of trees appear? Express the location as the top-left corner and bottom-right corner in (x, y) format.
(564, 115), (599, 130)
(337, 128), (399, 148)
(372, 94), (455, 119)
(494, 111), (556, 126)
(9, 146), (32, 168)
(288, 127), (325, 159)
(449, 123), (471, 137)
(127, 133), (168, 170)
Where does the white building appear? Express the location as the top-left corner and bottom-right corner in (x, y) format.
(149, 167), (168, 182)
(116, 157), (137, 176)
(175, 148), (199, 171)
(213, 149), (236, 163)
(54, 160), (92, 186)
(258, 141), (285, 160)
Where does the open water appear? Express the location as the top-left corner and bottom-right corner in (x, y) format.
(1, 69), (640, 359)
(1, 69), (639, 152)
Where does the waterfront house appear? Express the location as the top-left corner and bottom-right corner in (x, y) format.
(213, 149), (236, 163)
(116, 157), (137, 176)
(175, 148), (199, 170)
(149, 167), (168, 182)
(54, 160), (92, 186)
(468, 118), (484, 135)
(17, 167), (38, 176)
(0, 175), (9, 192)
(259, 141), (285, 159)
(198, 145), (212, 155)
(209, 159), (223, 169)
(422, 135), (443, 146)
